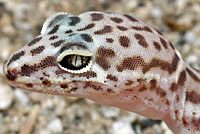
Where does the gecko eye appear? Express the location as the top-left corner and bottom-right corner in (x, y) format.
(59, 54), (91, 70)
(57, 43), (93, 74)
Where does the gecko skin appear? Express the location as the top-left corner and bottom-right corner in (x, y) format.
(3, 11), (200, 134)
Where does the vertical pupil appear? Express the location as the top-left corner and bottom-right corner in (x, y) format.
(59, 54), (91, 70)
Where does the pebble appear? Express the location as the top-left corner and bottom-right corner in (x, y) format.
(151, 7), (163, 18)
(0, 84), (14, 110)
(15, 89), (29, 105)
(110, 121), (135, 134)
(47, 118), (63, 133)
(101, 106), (120, 118)
(184, 31), (196, 44)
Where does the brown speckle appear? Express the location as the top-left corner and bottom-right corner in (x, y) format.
(107, 88), (115, 93)
(106, 38), (114, 43)
(96, 47), (115, 70)
(153, 41), (161, 51)
(78, 23), (95, 31)
(61, 84), (68, 89)
(117, 26), (128, 31)
(65, 30), (73, 34)
(186, 67), (200, 83)
(51, 40), (65, 47)
(42, 79), (51, 85)
(21, 56), (56, 76)
(107, 74), (118, 81)
(110, 17), (123, 23)
(27, 36), (42, 46)
(48, 14), (66, 27)
(139, 85), (147, 92)
(30, 46), (45, 56)
(69, 16), (80, 26)
(125, 80), (134, 86)
(91, 13), (104, 21)
(8, 51), (25, 66)
(84, 82), (103, 91)
(124, 14), (138, 22)
(94, 25), (112, 35)
(132, 26), (152, 32)
(117, 56), (145, 72)
(48, 25), (59, 34)
(178, 70), (186, 86)
(26, 83), (33, 88)
(6, 70), (18, 81)
(78, 71), (97, 79)
(119, 36), (130, 48)
(135, 33), (148, 48)
(186, 91), (200, 104)
(49, 35), (58, 40)
(160, 37), (168, 49)
(81, 34), (93, 42)
(150, 79), (157, 89)
(170, 82), (178, 92)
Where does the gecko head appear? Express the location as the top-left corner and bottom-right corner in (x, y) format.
(3, 12), (111, 97)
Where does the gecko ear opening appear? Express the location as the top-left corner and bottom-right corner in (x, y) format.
(57, 43), (93, 74)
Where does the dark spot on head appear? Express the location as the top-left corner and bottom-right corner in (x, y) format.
(107, 88), (115, 93)
(186, 91), (200, 104)
(6, 70), (18, 81)
(68, 87), (78, 93)
(169, 42), (175, 50)
(69, 16), (80, 26)
(27, 36), (42, 47)
(49, 35), (58, 40)
(65, 30), (73, 34)
(106, 38), (114, 43)
(78, 71), (97, 79)
(182, 117), (188, 127)
(107, 74), (118, 81)
(94, 25), (112, 35)
(81, 34), (93, 42)
(117, 56), (145, 72)
(48, 14), (66, 28)
(84, 82), (103, 91)
(135, 33), (148, 48)
(51, 40), (65, 47)
(48, 25), (59, 34)
(96, 47), (115, 70)
(117, 26), (128, 31)
(125, 80), (134, 86)
(132, 26), (152, 32)
(42, 79), (51, 85)
(26, 83), (33, 88)
(170, 82), (178, 92)
(143, 53), (179, 74)
(78, 23), (95, 31)
(110, 17), (123, 23)
(61, 84), (68, 89)
(21, 56), (56, 76)
(139, 85), (147, 92)
(150, 79), (157, 89)
(153, 41), (161, 51)
(160, 37), (168, 49)
(30, 46), (45, 56)
(124, 14), (138, 22)
(178, 70), (186, 86)
(119, 36), (130, 48)
(186, 67), (200, 83)
(8, 51), (25, 66)
(91, 13), (104, 21)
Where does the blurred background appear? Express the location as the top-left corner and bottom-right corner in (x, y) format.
(0, 0), (200, 134)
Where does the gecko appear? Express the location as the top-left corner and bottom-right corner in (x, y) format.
(2, 11), (200, 134)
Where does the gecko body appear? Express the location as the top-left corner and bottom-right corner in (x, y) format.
(3, 11), (200, 134)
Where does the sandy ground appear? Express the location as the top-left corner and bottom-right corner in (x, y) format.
(0, 0), (200, 134)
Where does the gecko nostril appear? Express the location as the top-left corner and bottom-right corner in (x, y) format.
(6, 69), (19, 81)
